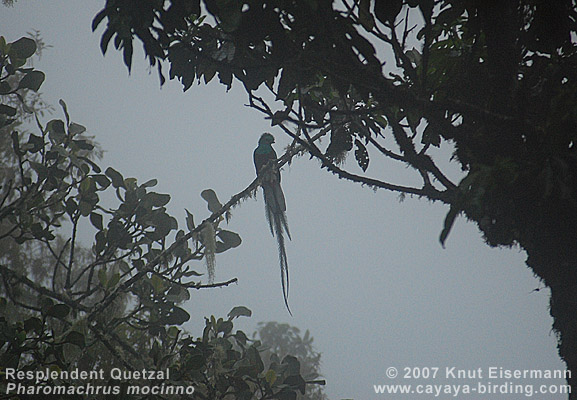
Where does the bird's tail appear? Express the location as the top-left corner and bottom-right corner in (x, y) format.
(263, 183), (292, 315)
(263, 183), (291, 239)
(273, 212), (292, 315)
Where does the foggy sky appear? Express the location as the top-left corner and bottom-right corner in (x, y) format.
(0, 2), (567, 398)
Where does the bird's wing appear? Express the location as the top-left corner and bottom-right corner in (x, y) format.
(254, 149), (281, 182)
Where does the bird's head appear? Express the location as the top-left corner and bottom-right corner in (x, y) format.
(259, 132), (275, 146)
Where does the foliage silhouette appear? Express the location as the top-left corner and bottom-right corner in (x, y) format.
(93, 1), (577, 397)
(0, 34), (309, 399)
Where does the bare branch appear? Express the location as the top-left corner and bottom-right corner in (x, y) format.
(191, 278), (238, 289)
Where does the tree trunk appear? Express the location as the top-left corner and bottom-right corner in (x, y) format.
(525, 217), (577, 399)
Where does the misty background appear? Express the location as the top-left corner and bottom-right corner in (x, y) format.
(1, 1), (567, 398)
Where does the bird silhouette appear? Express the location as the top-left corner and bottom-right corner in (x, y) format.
(253, 133), (292, 314)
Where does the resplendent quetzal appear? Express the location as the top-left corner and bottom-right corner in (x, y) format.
(253, 133), (292, 314)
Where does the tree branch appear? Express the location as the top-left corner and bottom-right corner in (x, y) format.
(249, 95), (451, 202)
(86, 136), (305, 322)
(191, 278), (238, 289)
(0, 264), (90, 312)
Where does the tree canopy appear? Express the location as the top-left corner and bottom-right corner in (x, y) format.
(256, 322), (327, 400)
(93, 0), (577, 396)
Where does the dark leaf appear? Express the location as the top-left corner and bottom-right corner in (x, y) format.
(64, 331), (85, 347)
(277, 69), (294, 100)
(166, 285), (190, 303)
(354, 139), (369, 172)
(183, 269), (202, 277)
(93, 174), (111, 189)
(374, 0), (403, 24)
(358, 0), (375, 30)
(98, 268), (107, 286)
(405, 48), (422, 66)
(406, 111), (421, 132)
(234, 330), (248, 345)
(79, 157), (102, 173)
(27, 134), (44, 153)
(146, 192), (171, 207)
(218, 69), (233, 88)
(218, 320), (233, 334)
(326, 126), (353, 159)
(201, 189), (222, 213)
(271, 110), (289, 126)
(118, 260), (131, 273)
(10, 37), (37, 59)
(276, 390), (297, 400)
(439, 206), (459, 247)
(45, 304), (71, 319)
(185, 208), (195, 231)
(123, 39), (133, 72)
(78, 200), (93, 216)
(92, 8), (107, 31)
(23, 317), (42, 333)
(107, 272), (120, 288)
(65, 198), (77, 216)
(164, 306), (190, 325)
(217, 0), (242, 32)
(282, 355), (301, 375)
(228, 306), (252, 320)
(284, 374), (307, 395)
(100, 28), (114, 55)
(90, 212), (104, 230)
(0, 82), (12, 94)
(17, 71), (45, 91)
(422, 123), (441, 147)
(186, 353), (206, 370)
(73, 140), (94, 150)
(47, 119), (66, 143)
(215, 240), (232, 253)
(142, 178), (158, 188)
(105, 167), (125, 188)
(0, 104), (17, 116)
(59, 99), (70, 125)
(95, 231), (106, 254)
(149, 211), (177, 237)
(29, 162), (48, 179)
(217, 229), (241, 248)
(69, 122), (86, 136)
(0, 117), (16, 130)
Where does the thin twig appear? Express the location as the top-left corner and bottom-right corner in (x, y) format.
(191, 278), (238, 289)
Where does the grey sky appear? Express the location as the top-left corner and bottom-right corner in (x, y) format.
(1, 1), (568, 398)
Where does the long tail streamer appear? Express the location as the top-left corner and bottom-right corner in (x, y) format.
(263, 183), (292, 315)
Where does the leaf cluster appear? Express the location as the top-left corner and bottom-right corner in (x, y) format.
(256, 322), (327, 400)
(174, 308), (309, 399)
(93, 0), (577, 250)
(0, 36), (45, 128)
(0, 35), (309, 399)
(91, 6), (577, 390)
